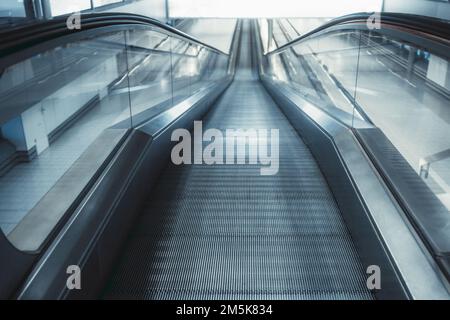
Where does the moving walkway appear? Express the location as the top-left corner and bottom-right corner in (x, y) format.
(0, 12), (449, 300)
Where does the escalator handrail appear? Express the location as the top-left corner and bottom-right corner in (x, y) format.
(0, 12), (228, 59)
(266, 12), (450, 56)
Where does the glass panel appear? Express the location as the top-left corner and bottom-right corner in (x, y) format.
(125, 28), (174, 125)
(267, 29), (361, 123)
(208, 51), (228, 82)
(286, 18), (332, 35)
(189, 44), (207, 94)
(0, 22), (230, 250)
(177, 19), (237, 54)
(171, 37), (193, 104)
(354, 30), (450, 211)
(0, 31), (132, 250)
(258, 19), (273, 53)
(271, 19), (290, 48)
(308, 30), (363, 121)
(188, 47), (228, 94)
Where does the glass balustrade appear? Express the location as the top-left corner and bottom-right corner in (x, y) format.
(0, 22), (229, 251)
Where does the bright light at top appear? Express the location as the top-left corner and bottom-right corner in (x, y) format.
(169, 0), (383, 18)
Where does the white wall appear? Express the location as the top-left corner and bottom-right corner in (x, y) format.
(39, 56), (119, 135)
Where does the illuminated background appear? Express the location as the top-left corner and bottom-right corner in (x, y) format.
(2, 1), (448, 20)
(169, 0), (383, 18)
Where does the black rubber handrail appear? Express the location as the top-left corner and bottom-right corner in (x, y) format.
(0, 12), (228, 58)
(267, 12), (450, 56)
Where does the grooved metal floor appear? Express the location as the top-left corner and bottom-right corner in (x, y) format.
(104, 21), (372, 300)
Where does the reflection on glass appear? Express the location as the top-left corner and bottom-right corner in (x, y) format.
(0, 31), (132, 249)
(355, 30), (450, 211)
(171, 37), (193, 103)
(269, 29), (362, 121)
(0, 22), (230, 251)
(124, 29), (174, 125)
(264, 18), (450, 212)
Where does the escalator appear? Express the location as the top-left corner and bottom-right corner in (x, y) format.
(0, 13), (449, 301)
(104, 21), (372, 300)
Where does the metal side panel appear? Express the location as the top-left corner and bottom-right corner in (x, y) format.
(355, 128), (450, 285)
(261, 76), (450, 300)
(0, 231), (35, 299)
